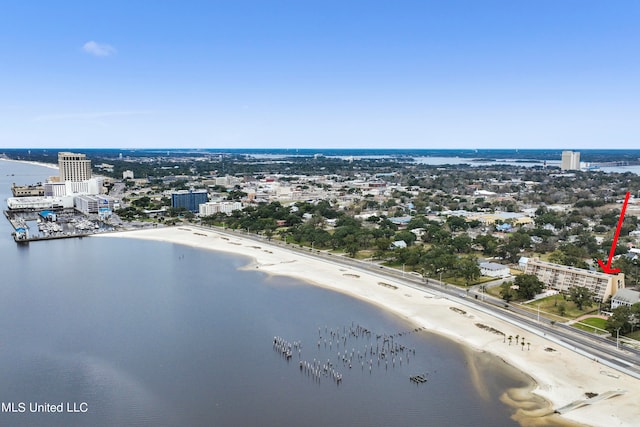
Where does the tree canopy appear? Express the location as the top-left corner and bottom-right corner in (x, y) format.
(512, 274), (544, 300)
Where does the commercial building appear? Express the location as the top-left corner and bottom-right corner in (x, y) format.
(561, 151), (580, 171)
(171, 189), (208, 212)
(74, 195), (116, 215)
(11, 184), (44, 197)
(6, 196), (73, 210)
(523, 258), (624, 302)
(44, 179), (103, 197)
(58, 152), (92, 182)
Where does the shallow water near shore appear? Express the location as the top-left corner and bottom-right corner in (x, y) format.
(0, 161), (572, 426)
(0, 236), (568, 427)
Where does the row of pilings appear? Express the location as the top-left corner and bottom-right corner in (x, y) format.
(299, 358), (343, 384)
(274, 322), (432, 387)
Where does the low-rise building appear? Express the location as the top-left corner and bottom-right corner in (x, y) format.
(11, 183), (45, 197)
(479, 262), (510, 278)
(518, 256), (530, 270)
(7, 196), (73, 210)
(523, 258), (624, 302)
(390, 240), (407, 249)
(74, 195), (116, 215)
(611, 289), (640, 310)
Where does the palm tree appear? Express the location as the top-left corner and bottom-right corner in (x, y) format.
(527, 342), (531, 351)
(508, 335), (513, 346)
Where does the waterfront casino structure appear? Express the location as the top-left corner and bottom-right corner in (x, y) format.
(58, 152), (92, 182)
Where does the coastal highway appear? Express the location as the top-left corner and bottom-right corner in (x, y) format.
(197, 225), (640, 379)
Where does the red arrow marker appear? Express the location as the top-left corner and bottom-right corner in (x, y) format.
(597, 191), (631, 274)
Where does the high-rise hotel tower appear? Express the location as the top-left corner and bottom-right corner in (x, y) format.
(561, 150), (580, 171)
(58, 152), (92, 182)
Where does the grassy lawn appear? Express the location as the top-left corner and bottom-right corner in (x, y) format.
(578, 317), (607, 328)
(625, 330), (640, 341)
(523, 294), (599, 320)
(482, 293), (600, 323)
(486, 285), (503, 299)
(572, 317), (609, 335)
(447, 276), (496, 287)
(354, 250), (375, 260)
(529, 252), (552, 262)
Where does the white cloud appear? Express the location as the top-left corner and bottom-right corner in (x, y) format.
(82, 41), (117, 57)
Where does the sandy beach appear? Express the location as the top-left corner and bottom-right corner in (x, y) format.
(99, 225), (640, 427)
(0, 157), (59, 171)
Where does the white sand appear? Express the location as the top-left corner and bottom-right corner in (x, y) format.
(0, 158), (59, 171)
(99, 226), (640, 427)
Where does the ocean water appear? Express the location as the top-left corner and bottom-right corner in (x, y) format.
(0, 160), (553, 427)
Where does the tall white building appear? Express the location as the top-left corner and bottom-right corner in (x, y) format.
(58, 152), (92, 182)
(561, 151), (580, 171)
(199, 201), (243, 216)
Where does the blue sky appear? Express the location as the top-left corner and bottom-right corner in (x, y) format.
(1, 1), (639, 149)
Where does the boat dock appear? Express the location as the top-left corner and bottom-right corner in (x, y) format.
(4, 208), (113, 243)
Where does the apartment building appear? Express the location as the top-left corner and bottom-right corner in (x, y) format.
(171, 189), (208, 212)
(523, 258), (624, 302)
(199, 201), (243, 216)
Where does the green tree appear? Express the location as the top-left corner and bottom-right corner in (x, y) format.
(395, 230), (417, 247)
(422, 224), (452, 245)
(606, 305), (633, 335)
(499, 281), (515, 302)
(132, 196), (152, 208)
(497, 231), (531, 263)
(612, 257), (640, 287)
(457, 256), (481, 282)
(422, 247), (457, 277)
(451, 234), (472, 253)
(474, 234), (498, 256)
(446, 215), (469, 231)
(513, 274), (544, 300)
(568, 286), (594, 311)
(557, 302), (567, 317)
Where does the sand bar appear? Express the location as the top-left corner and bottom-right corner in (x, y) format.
(99, 225), (640, 427)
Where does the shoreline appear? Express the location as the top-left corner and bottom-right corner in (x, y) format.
(97, 225), (640, 427)
(0, 157), (59, 171)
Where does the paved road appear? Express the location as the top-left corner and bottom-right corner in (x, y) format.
(197, 224), (640, 379)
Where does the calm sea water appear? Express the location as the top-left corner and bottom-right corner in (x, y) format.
(1, 161), (541, 427)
